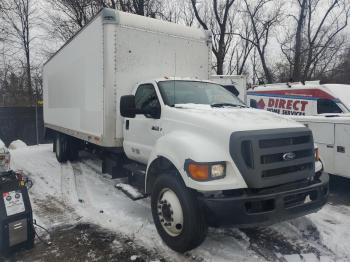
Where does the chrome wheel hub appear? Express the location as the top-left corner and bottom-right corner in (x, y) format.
(157, 188), (183, 237)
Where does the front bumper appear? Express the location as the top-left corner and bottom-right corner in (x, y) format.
(198, 173), (329, 227)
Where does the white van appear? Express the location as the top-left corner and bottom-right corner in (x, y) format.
(247, 82), (350, 116)
(294, 114), (350, 178)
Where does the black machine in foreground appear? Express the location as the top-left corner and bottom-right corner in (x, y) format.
(0, 171), (34, 254)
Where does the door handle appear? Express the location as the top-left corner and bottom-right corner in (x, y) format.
(151, 126), (160, 131)
(326, 145), (334, 148)
(337, 146), (345, 153)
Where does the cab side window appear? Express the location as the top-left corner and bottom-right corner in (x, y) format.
(317, 99), (342, 114)
(135, 84), (160, 112)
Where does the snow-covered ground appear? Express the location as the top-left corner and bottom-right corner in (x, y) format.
(8, 140), (27, 150)
(8, 144), (350, 261)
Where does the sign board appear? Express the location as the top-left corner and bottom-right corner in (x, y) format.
(3, 190), (25, 216)
(246, 88), (336, 116)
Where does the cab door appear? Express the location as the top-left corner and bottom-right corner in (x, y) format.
(123, 83), (163, 164)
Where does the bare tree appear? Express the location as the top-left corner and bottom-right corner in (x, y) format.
(190, 0), (237, 75)
(323, 47), (350, 84)
(281, 0), (350, 82)
(158, 0), (195, 26)
(102, 0), (163, 17)
(47, 0), (165, 42)
(0, 0), (36, 103)
(227, 14), (254, 75)
(47, 0), (102, 42)
(235, 0), (283, 83)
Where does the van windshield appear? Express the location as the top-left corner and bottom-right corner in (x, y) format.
(158, 80), (245, 108)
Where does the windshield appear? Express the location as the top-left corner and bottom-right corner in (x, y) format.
(336, 101), (350, 113)
(158, 80), (245, 107)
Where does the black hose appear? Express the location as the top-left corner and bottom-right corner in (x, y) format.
(33, 219), (52, 246)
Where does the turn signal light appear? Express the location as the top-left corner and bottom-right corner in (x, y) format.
(188, 163), (209, 181)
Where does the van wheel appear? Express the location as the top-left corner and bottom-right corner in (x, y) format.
(151, 174), (207, 252)
(55, 134), (68, 163)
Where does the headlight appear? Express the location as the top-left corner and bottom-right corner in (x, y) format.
(186, 161), (226, 181)
(211, 164), (225, 178)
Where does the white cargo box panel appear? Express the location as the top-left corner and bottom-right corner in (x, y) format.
(210, 75), (247, 103)
(43, 9), (211, 147)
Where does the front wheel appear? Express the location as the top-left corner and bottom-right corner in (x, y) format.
(151, 174), (207, 252)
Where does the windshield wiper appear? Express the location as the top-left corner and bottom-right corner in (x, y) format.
(211, 103), (244, 108)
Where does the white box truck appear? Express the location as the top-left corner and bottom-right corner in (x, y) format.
(43, 9), (328, 252)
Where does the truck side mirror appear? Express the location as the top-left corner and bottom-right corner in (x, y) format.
(250, 99), (258, 109)
(120, 95), (136, 118)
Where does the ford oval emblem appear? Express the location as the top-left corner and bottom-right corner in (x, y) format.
(283, 152), (296, 161)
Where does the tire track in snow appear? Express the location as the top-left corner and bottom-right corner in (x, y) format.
(69, 161), (105, 222)
(60, 162), (79, 206)
(238, 220), (336, 261)
(71, 162), (89, 206)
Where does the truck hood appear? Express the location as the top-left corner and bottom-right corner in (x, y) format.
(165, 104), (304, 134)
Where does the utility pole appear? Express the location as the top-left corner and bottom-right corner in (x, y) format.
(35, 94), (39, 145)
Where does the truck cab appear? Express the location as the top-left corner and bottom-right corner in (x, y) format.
(120, 78), (328, 251)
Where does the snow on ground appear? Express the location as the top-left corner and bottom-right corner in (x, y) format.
(8, 139), (27, 150)
(8, 144), (350, 261)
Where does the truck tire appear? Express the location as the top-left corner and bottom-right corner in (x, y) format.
(53, 139), (56, 153)
(68, 138), (79, 161)
(55, 134), (68, 163)
(151, 174), (207, 252)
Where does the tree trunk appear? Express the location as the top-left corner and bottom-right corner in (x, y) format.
(292, 0), (307, 81)
(259, 49), (273, 83)
(216, 31), (226, 75)
(25, 48), (32, 104)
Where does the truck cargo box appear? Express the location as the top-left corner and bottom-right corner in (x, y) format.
(43, 9), (211, 147)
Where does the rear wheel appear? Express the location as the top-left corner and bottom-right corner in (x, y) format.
(55, 134), (68, 163)
(68, 138), (80, 161)
(151, 174), (207, 252)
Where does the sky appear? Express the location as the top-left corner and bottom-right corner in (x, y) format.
(2, 0), (349, 81)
